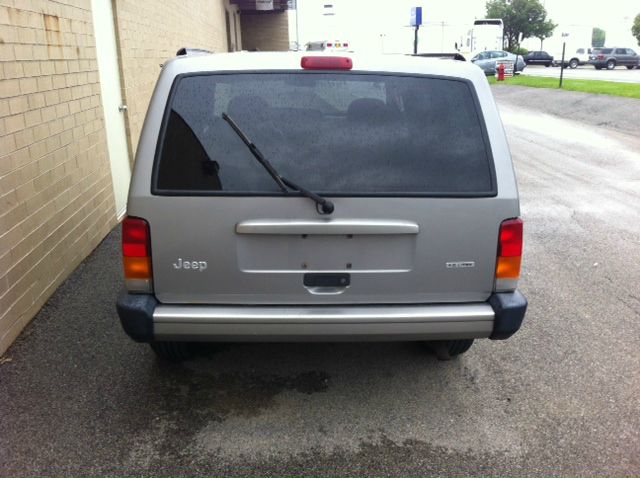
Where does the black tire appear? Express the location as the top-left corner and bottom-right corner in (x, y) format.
(545, 62), (551, 67)
(595, 66), (602, 70)
(569, 58), (578, 69)
(149, 341), (193, 361)
(606, 59), (616, 70)
(426, 339), (474, 360)
(626, 66), (634, 70)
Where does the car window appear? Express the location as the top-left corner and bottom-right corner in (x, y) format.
(614, 48), (626, 54)
(627, 49), (637, 55)
(155, 73), (495, 196)
(577, 48), (585, 54)
(601, 48), (613, 54)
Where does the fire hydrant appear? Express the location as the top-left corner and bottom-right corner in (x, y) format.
(497, 63), (506, 81)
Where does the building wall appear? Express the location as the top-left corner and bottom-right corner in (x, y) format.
(0, 0), (117, 354)
(112, 0), (228, 158)
(240, 12), (289, 51)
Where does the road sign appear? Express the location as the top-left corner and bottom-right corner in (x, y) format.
(410, 7), (422, 27)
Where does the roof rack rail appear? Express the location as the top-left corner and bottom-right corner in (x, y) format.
(411, 53), (466, 61)
(176, 48), (213, 57)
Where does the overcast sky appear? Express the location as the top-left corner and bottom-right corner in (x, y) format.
(289, 0), (638, 53)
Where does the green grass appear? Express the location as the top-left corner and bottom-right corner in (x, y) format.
(488, 75), (640, 99)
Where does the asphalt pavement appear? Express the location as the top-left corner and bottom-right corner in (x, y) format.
(523, 64), (640, 82)
(1, 90), (639, 476)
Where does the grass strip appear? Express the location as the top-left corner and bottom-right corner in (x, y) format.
(488, 75), (640, 99)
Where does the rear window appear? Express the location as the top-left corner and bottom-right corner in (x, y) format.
(601, 48), (613, 54)
(154, 72), (495, 196)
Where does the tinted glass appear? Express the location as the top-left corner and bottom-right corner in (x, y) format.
(155, 73), (494, 196)
(601, 48), (613, 54)
(614, 49), (626, 54)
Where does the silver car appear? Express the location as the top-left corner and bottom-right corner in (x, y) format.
(471, 50), (526, 75)
(117, 51), (527, 362)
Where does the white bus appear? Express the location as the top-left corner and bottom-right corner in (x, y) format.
(471, 19), (504, 53)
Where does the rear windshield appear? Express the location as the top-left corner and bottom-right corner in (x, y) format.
(154, 72), (495, 196)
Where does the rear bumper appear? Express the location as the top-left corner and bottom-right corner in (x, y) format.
(117, 292), (527, 342)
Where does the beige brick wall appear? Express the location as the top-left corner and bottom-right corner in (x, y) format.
(0, 1), (118, 354)
(240, 12), (289, 52)
(112, 0), (228, 158)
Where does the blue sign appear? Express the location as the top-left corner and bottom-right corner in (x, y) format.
(410, 6), (422, 27)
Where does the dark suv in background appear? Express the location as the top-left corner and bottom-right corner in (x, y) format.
(524, 51), (553, 67)
(588, 48), (639, 70)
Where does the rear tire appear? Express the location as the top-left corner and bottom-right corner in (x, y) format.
(606, 60), (616, 70)
(149, 341), (193, 361)
(426, 339), (474, 360)
(569, 58), (579, 69)
(626, 66), (634, 70)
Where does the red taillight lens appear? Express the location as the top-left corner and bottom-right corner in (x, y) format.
(499, 218), (523, 257)
(326, 43), (333, 47)
(496, 218), (523, 283)
(343, 43), (349, 48)
(301, 56), (353, 70)
(123, 217), (150, 257)
(597, 54), (604, 60)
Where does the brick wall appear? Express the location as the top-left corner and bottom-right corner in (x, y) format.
(240, 11), (289, 52)
(0, 1), (117, 354)
(112, 0), (228, 158)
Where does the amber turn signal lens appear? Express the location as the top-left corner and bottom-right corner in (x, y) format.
(496, 256), (521, 280)
(123, 256), (152, 280)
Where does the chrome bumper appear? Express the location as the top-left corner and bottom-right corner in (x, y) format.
(153, 303), (494, 341)
(116, 291), (527, 342)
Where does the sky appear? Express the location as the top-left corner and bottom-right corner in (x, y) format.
(288, 0), (639, 55)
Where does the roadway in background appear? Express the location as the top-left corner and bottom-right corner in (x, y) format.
(523, 64), (640, 83)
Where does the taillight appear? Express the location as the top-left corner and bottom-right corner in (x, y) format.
(597, 54), (604, 60)
(301, 56), (353, 70)
(495, 218), (523, 291)
(122, 216), (153, 293)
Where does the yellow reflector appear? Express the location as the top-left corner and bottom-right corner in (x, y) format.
(124, 256), (152, 279)
(496, 256), (521, 279)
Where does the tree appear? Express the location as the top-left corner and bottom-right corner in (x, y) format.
(486, 0), (556, 51)
(592, 27), (606, 48)
(632, 14), (640, 47)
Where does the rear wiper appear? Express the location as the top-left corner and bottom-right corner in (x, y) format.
(222, 112), (334, 215)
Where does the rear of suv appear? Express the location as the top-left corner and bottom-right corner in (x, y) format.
(589, 47), (639, 69)
(116, 51), (528, 361)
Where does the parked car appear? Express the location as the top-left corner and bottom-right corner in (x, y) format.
(470, 50), (526, 75)
(116, 50), (528, 362)
(553, 47), (593, 68)
(524, 51), (553, 66)
(588, 47), (639, 70)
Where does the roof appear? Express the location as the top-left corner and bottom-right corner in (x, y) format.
(164, 51), (486, 83)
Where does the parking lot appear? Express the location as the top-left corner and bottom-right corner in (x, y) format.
(524, 64), (640, 82)
(1, 88), (639, 476)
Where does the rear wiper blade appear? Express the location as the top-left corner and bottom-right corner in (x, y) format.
(222, 112), (334, 215)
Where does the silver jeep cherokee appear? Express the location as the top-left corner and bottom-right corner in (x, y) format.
(116, 51), (527, 361)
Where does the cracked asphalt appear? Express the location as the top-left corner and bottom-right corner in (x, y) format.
(1, 87), (639, 476)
